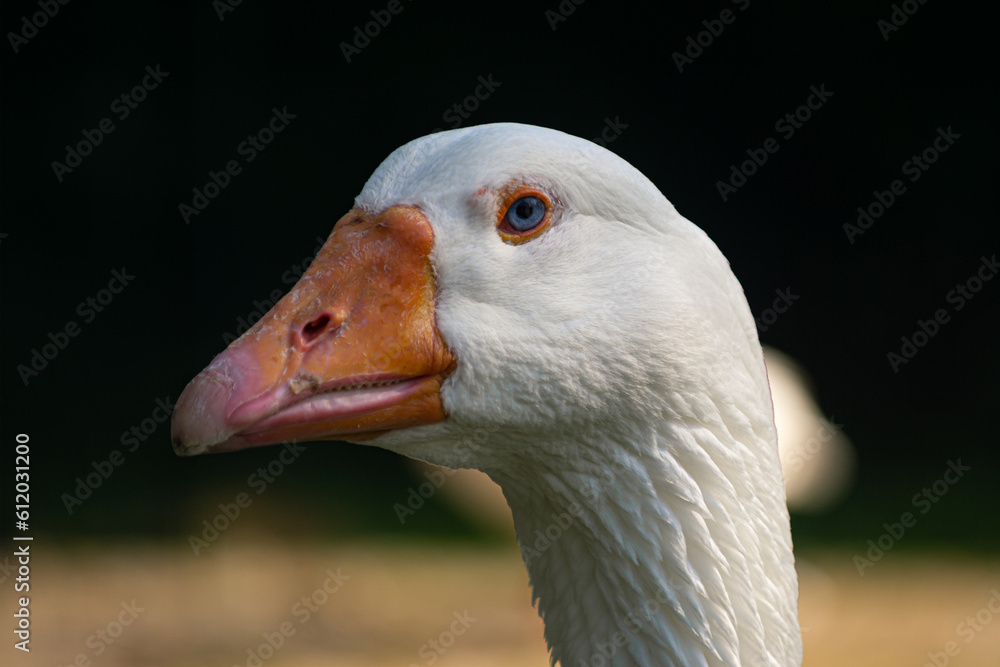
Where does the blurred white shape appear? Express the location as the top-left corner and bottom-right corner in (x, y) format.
(765, 346), (855, 513)
(409, 346), (854, 533)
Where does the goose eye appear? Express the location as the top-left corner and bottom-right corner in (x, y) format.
(504, 196), (546, 232)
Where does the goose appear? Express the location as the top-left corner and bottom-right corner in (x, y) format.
(171, 122), (803, 666)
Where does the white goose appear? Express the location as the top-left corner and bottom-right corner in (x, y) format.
(172, 123), (802, 666)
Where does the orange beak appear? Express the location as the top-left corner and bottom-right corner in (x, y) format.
(171, 206), (455, 456)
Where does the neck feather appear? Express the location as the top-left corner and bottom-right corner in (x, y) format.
(490, 419), (801, 667)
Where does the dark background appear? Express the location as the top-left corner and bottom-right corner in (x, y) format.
(1, 0), (996, 550)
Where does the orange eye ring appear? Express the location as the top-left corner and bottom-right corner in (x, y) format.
(496, 186), (553, 244)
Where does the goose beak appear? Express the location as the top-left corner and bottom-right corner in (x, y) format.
(171, 206), (454, 456)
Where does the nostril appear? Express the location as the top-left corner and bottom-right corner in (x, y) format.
(300, 313), (332, 345)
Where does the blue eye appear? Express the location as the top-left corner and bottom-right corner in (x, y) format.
(504, 196), (546, 232)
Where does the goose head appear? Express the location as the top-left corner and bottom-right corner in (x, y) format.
(172, 123), (802, 666)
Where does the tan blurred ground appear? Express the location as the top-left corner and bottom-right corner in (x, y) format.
(4, 542), (999, 666)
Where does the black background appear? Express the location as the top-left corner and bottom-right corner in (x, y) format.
(1, 0), (997, 549)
